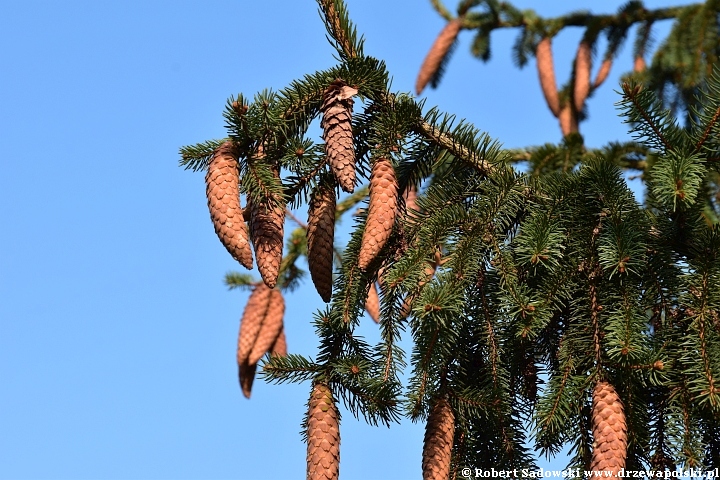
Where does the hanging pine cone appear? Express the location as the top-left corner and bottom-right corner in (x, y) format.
(593, 58), (613, 89)
(415, 18), (463, 95)
(205, 141), (253, 269)
(237, 283), (273, 365)
(358, 157), (398, 270)
(321, 79), (358, 193)
(590, 380), (628, 477)
(248, 289), (285, 365)
(365, 282), (380, 323)
(536, 37), (561, 117)
(249, 187), (285, 289)
(271, 327), (287, 357)
(307, 382), (340, 480)
(574, 40), (591, 112)
(634, 56), (646, 73)
(404, 183), (418, 217)
(307, 178), (337, 302)
(238, 362), (257, 399)
(422, 397), (455, 480)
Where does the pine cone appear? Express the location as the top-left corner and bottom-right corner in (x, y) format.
(307, 179), (337, 302)
(365, 282), (380, 323)
(536, 37), (561, 117)
(574, 40), (591, 112)
(358, 157), (398, 270)
(593, 58), (613, 89)
(248, 289), (285, 365)
(321, 80), (358, 193)
(590, 380), (627, 478)
(415, 18), (463, 95)
(422, 397), (455, 480)
(249, 188), (285, 289)
(205, 141), (253, 269)
(307, 382), (340, 480)
(237, 283), (273, 365)
(404, 183), (419, 217)
(634, 56), (646, 73)
(238, 361), (257, 399)
(271, 327), (287, 357)
(559, 105), (577, 137)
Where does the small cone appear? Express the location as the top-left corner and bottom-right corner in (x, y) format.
(321, 80), (358, 193)
(249, 188), (285, 289)
(593, 58), (613, 89)
(205, 141), (253, 269)
(307, 179), (337, 302)
(248, 289), (285, 365)
(365, 282), (380, 323)
(574, 40), (592, 112)
(536, 37), (561, 117)
(307, 382), (340, 480)
(415, 18), (463, 95)
(271, 327), (287, 357)
(590, 380), (628, 478)
(422, 397), (455, 480)
(358, 157), (398, 270)
(237, 283), (273, 365)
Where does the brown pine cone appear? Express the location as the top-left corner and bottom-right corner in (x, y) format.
(358, 157), (398, 270)
(593, 58), (613, 89)
(238, 361), (257, 399)
(559, 105), (578, 137)
(365, 282), (380, 323)
(536, 37), (561, 117)
(248, 289), (285, 365)
(307, 178), (337, 302)
(634, 56), (646, 73)
(237, 283), (272, 367)
(307, 382), (340, 480)
(321, 80), (358, 193)
(422, 397), (454, 480)
(404, 183), (418, 217)
(270, 327), (287, 357)
(415, 18), (463, 95)
(574, 40), (591, 112)
(590, 380), (627, 478)
(205, 141), (253, 269)
(249, 189), (285, 289)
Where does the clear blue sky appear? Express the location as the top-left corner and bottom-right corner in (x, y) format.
(0, 1), (693, 479)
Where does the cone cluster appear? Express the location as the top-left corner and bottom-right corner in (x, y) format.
(307, 382), (340, 480)
(237, 284), (287, 398)
(321, 80), (358, 193)
(205, 141), (254, 269)
(590, 380), (628, 478)
(307, 179), (337, 302)
(249, 186), (286, 290)
(415, 18), (463, 95)
(422, 397), (455, 480)
(574, 41), (591, 112)
(358, 157), (398, 270)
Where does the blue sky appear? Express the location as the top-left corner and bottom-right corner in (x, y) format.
(0, 1), (693, 479)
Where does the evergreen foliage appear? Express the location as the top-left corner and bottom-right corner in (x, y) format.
(180, 0), (720, 477)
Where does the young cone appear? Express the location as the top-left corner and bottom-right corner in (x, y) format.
(237, 283), (273, 366)
(205, 141), (253, 269)
(321, 80), (358, 193)
(249, 186), (285, 289)
(415, 18), (463, 95)
(422, 397), (455, 480)
(248, 289), (285, 365)
(365, 282), (380, 323)
(593, 58), (613, 89)
(307, 178), (337, 302)
(590, 380), (628, 477)
(307, 382), (340, 480)
(536, 37), (561, 117)
(270, 327), (287, 357)
(574, 40), (592, 112)
(358, 157), (398, 270)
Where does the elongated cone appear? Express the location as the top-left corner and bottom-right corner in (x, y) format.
(205, 141), (253, 269)
(271, 327), (287, 357)
(239, 362), (256, 399)
(574, 41), (591, 112)
(321, 80), (358, 193)
(248, 289), (285, 365)
(590, 381), (627, 478)
(365, 282), (380, 323)
(416, 18), (463, 95)
(559, 105), (578, 136)
(536, 37), (561, 117)
(307, 179), (336, 302)
(249, 187), (285, 289)
(422, 397), (454, 480)
(307, 382), (340, 480)
(358, 157), (398, 270)
(593, 58), (613, 89)
(237, 283), (273, 365)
